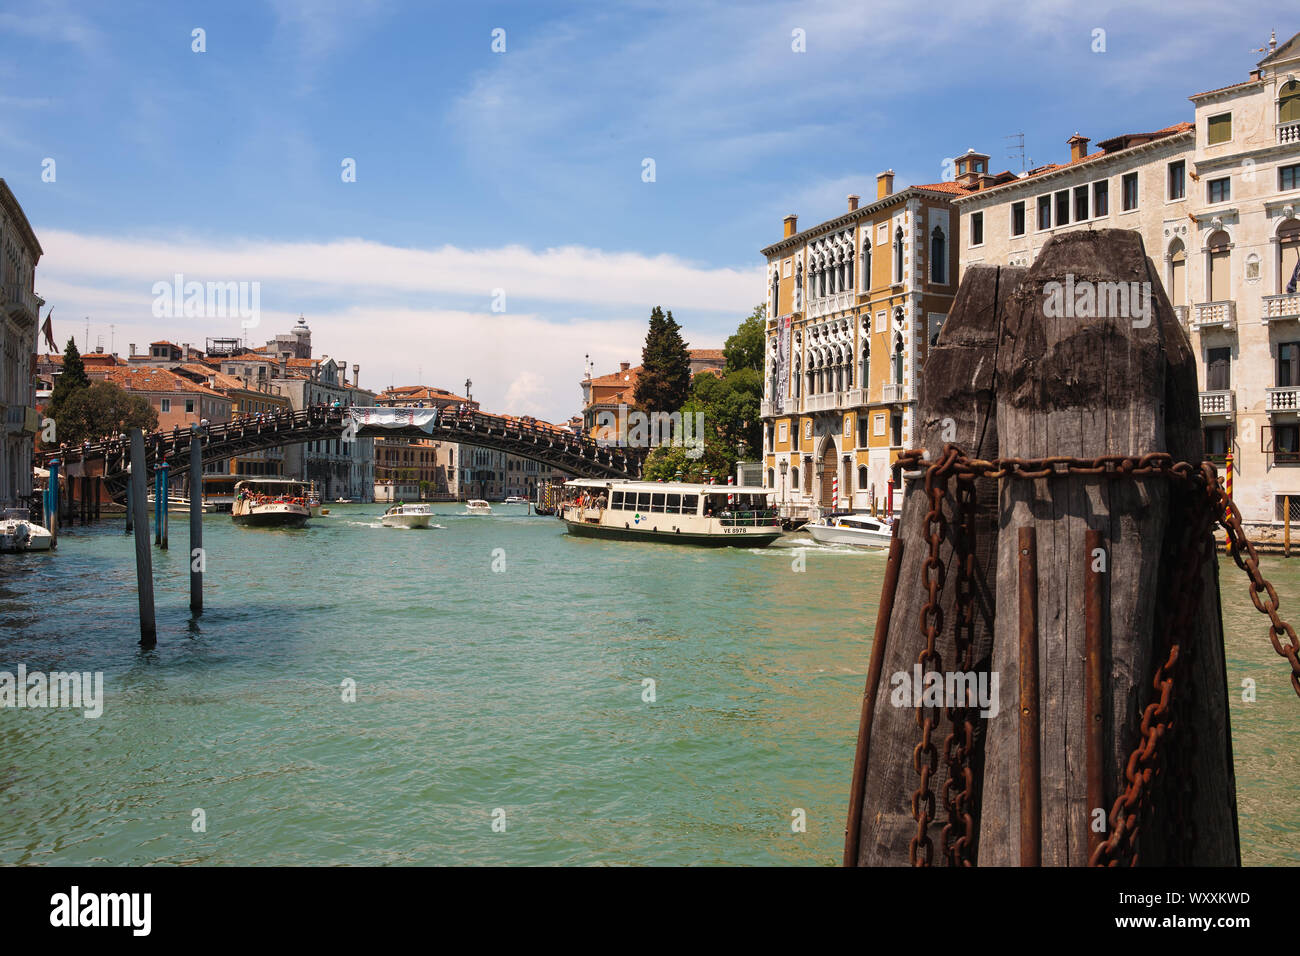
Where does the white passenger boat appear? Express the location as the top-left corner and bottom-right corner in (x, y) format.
(232, 478), (311, 528)
(0, 509), (53, 552)
(559, 479), (782, 547)
(503, 496), (527, 504)
(465, 499), (493, 515)
(805, 512), (894, 548)
(381, 503), (433, 529)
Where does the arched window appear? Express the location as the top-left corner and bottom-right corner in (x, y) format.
(790, 466), (799, 490)
(1207, 230), (1231, 301)
(1168, 238), (1186, 308)
(1280, 80), (1300, 124)
(771, 273), (780, 315)
(1279, 219), (1300, 294)
(893, 334), (905, 384)
(860, 240), (871, 292)
(846, 246), (854, 289)
(894, 227), (904, 284)
(858, 465), (869, 489)
(930, 227), (946, 284)
(861, 340), (870, 390)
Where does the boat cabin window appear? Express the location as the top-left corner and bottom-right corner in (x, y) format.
(683, 494), (699, 515)
(611, 491), (624, 509)
(666, 493), (681, 514)
(637, 492), (651, 511)
(651, 493), (665, 512)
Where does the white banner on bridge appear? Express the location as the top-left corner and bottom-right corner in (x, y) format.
(347, 407), (439, 433)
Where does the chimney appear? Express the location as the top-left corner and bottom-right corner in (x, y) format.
(620, 361), (630, 372)
(847, 194), (859, 212)
(129, 343), (137, 357)
(876, 170), (895, 199)
(353, 364), (360, 389)
(1067, 133), (1090, 163)
(783, 214), (798, 238)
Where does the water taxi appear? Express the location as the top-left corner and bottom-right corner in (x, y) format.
(465, 499), (492, 515)
(503, 496), (528, 504)
(805, 512), (893, 548)
(559, 479), (782, 547)
(232, 478), (311, 528)
(381, 503), (433, 529)
(0, 509), (53, 552)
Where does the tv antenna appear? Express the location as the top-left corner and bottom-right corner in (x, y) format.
(1005, 132), (1027, 173)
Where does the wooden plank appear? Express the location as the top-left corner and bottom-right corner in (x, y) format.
(853, 264), (1022, 865)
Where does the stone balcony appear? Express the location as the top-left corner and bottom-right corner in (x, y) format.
(1198, 390), (1235, 417)
(1190, 300), (1236, 331)
(881, 383), (913, 404)
(807, 290), (854, 319)
(1262, 293), (1300, 325)
(1173, 305), (1189, 328)
(3, 282), (38, 322)
(804, 391), (846, 413)
(1278, 121), (1300, 146)
(1267, 386), (1300, 413)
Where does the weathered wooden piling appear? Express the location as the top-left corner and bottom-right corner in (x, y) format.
(129, 429), (157, 646)
(189, 428), (203, 615)
(846, 231), (1243, 866)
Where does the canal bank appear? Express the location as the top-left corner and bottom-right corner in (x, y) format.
(0, 505), (1296, 864)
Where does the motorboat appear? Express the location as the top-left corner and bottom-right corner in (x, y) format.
(503, 496), (528, 504)
(559, 479), (782, 547)
(805, 512), (893, 548)
(381, 503), (433, 529)
(0, 509), (53, 552)
(232, 478), (311, 528)
(465, 499), (493, 515)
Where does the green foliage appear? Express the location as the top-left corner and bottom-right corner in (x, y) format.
(56, 381), (159, 446)
(723, 303), (766, 373)
(633, 306), (692, 413)
(47, 337), (90, 419)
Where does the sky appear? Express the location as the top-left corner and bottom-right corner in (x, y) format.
(0, 0), (1283, 423)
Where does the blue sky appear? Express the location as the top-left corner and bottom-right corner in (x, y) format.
(0, 0), (1281, 421)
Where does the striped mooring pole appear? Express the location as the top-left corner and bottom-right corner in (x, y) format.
(832, 473), (839, 510)
(1226, 450), (1234, 553)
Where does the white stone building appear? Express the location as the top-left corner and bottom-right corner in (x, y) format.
(0, 181), (43, 509)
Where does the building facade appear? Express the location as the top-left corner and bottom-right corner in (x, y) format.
(0, 180), (42, 509)
(951, 31), (1300, 530)
(760, 174), (966, 517)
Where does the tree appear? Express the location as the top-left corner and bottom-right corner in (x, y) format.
(633, 306), (692, 414)
(47, 337), (90, 419)
(724, 303), (766, 374)
(56, 381), (158, 446)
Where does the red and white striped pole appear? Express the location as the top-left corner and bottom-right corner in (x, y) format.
(727, 475), (734, 506)
(832, 473), (839, 511)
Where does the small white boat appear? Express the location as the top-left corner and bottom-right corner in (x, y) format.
(0, 509), (53, 552)
(805, 512), (893, 548)
(381, 503), (433, 528)
(504, 496), (528, 504)
(465, 499), (493, 515)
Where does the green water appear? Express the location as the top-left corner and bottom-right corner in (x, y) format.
(0, 505), (1295, 865)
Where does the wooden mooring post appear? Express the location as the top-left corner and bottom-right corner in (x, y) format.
(846, 231), (1242, 866)
(129, 429), (157, 647)
(189, 428), (203, 615)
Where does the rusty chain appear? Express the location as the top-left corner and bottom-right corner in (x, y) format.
(894, 444), (1300, 868)
(941, 471), (979, 866)
(909, 446), (958, 866)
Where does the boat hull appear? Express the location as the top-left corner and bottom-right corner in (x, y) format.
(563, 518), (782, 548)
(233, 507), (309, 528)
(806, 524), (891, 548)
(381, 514), (432, 529)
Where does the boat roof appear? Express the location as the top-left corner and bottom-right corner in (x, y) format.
(564, 478), (773, 494)
(235, 478), (308, 489)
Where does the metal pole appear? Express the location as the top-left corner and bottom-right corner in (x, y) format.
(129, 429), (157, 646)
(190, 428), (203, 615)
(160, 464), (169, 549)
(47, 458), (59, 548)
(1017, 525), (1040, 866)
(1083, 529), (1106, 860)
(844, 533), (905, 866)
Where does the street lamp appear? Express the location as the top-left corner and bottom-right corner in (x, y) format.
(779, 459), (788, 513)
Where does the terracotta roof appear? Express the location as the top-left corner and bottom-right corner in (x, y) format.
(914, 181), (979, 195)
(690, 348), (725, 360)
(588, 366), (640, 387)
(174, 363), (250, 391)
(100, 366), (229, 399)
(149, 340), (179, 348)
(1190, 78), (1259, 99)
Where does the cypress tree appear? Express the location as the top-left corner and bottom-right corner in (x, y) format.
(634, 307), (692, 413)
(48, 337), (90, 417)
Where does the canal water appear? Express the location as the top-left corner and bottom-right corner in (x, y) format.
(0, 505), (1296, 865)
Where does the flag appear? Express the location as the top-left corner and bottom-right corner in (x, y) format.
(1288, 259), (1300, 295)
(41, 311), (56, 353)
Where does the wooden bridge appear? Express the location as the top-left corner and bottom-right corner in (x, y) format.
(39, 406), (644, 500)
